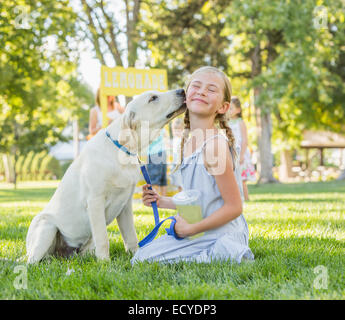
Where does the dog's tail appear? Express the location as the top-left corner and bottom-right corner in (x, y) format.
(26, 213), (58, 264)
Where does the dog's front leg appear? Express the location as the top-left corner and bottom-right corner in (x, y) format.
(87, 195), (109, 260)
(116, 199), (138, 254)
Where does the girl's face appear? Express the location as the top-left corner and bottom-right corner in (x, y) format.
(186, 72), (228, 118)
(107, 96), (115, 108)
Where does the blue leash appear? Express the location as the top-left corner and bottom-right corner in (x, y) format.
(105, 130), (183, 248)
(138, 165), (184, 247)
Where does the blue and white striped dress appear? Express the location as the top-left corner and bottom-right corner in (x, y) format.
(131, 134), (254, 264)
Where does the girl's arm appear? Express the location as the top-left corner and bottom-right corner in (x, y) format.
(89, 108), (101, 135)
(142, 184), (176, 209)
(174, 137), (242, 238)
(239, 120), (248, 163)
(116, 102), (125, 114)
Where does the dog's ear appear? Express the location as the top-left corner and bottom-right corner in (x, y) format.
(118, 111), (137, 147)
(122, 111), (136, 131)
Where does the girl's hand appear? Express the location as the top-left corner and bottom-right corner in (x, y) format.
(142, 184), (161, 207)
(174, 215), (195, 238)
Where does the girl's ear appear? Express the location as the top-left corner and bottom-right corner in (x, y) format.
(217, 101), (230, 115)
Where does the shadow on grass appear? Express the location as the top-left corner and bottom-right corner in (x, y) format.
(0, 188), (56, 203)
(248, 180), (345, 195)
(250, 198), (344, 203)
(247, 216), (345, 228)
(250, 235), (344, 265)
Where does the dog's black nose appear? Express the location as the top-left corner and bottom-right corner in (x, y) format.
(175, 89), (185, 97)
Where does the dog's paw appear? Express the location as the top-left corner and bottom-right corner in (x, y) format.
(96, 252), (110, 261)
(127, 245), (138, 255)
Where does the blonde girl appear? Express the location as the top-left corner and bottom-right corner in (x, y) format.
(131, 67), (254, 264)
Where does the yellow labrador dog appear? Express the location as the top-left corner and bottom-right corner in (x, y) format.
(26, 89), (186, 263)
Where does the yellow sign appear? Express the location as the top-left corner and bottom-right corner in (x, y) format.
(99, 66), (168, 127)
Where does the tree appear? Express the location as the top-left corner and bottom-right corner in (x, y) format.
(140, 0), (231, 86)
(225, 0), (345, 183)
(0, 0), (94, 186)
(75, 0), (345, 183)
(78, 0), (144, 104)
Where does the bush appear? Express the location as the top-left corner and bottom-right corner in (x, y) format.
(60, 160), (73, 178)
(0, 154), (5, 181)
(15, 155), (25, 181)
(30, 150), (47, 180)
(21, 151), (35, 181)
(39, 154), (61, 180)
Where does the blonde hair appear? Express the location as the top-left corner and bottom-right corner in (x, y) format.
(175, 66), (237, 171)
(95, 88), (116, 110)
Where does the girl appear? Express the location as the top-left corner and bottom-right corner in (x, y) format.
(88, 88), (125, 139)
(131, 66), (254, 264)
(227, 97), (256, 201)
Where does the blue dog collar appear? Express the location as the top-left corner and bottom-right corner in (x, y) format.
(105, 130), (137, 157)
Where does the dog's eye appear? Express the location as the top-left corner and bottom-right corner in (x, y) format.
(149, 95), (158, 103)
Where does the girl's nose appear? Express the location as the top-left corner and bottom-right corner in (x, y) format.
(196, 85), (207, 96)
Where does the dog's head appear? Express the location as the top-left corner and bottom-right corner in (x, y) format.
(118, 89), (186, 152)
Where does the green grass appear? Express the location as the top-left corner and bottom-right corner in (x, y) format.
(0, 180), (344, 299)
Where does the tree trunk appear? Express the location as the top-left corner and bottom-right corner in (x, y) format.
(251, 43), (277, 184)
(254, 101), (277, 183)
(279, 150), (293, 182)
(2, 154), (15, 184)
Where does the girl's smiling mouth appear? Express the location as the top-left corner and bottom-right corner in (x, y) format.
(192, 98), (208, 104)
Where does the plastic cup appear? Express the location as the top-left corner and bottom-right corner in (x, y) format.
(172, 189), (204, 239)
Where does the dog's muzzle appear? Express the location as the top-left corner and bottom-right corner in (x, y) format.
(166, 89), (187, 119)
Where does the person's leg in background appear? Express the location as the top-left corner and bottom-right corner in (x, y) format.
(242, 180), (249, 201)
(147, 151), (167, 196)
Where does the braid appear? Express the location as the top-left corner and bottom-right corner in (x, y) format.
(217, 113), (238, 164)
(172, 110), (190, 173)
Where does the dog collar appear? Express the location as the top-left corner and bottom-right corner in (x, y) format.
(105, 130), (137, 157)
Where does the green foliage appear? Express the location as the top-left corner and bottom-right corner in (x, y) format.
(4, 151), (61, 181)
(60, 160), (73, 177)
(30, 150), (48, 181)
(225, 0), (345, 147)
(140, 0), (231, 86)
(15, 155), (25, 181)
(0, 0), (94, 167)
(0, 155), (5, 179)
(39, 154), (61, 180)
(139, 0), (344, 152)
(21, 151), (35, 181)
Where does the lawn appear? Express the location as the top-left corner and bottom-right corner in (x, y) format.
(0, 180), (344, 300)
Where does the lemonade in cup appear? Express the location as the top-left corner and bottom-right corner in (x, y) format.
(172, 189), (204, 239)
